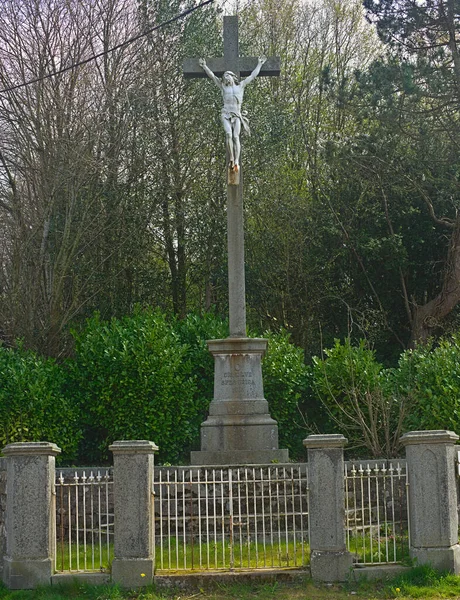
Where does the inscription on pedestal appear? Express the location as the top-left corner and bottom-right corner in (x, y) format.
(221, 370), (255, 387)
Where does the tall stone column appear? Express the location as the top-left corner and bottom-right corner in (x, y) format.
(401, 430), (460, 572)
(110, 440), (158, 587)
(3, 441), (61, 589)
(304, 434), (353, 582)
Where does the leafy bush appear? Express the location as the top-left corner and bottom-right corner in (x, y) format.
(0, 343), (80, 462)
(311, 339), (407, 457)
(68, 309), (199, 464)
(395, 334), (460, 433)
(262, 330), (309, 459)
(174, 312), (229, 425)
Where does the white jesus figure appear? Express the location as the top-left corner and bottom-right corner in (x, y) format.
(199, 57), (266, 172)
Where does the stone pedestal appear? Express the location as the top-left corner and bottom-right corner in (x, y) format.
(191, 338), (288, 465)
(401, 430), (460, 573)
(110, 440), (158, 587)
(2, 442), (61, 589)
(304, 434), (353, 582)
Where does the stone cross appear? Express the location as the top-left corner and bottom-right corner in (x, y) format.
(183, 15), (280, 337)
(185, 17), (288, 465)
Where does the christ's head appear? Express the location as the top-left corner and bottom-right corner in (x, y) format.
(222, 71), (239, 86)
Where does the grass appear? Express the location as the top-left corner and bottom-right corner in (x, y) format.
(155, 537), (309, 571)
(55, 538), (309, 573)
(56, 532), (409, 574)
(1, 566), (460, 599)
(347, 530), (409, 565)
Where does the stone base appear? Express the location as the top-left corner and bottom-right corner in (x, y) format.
(191, 337), (288, 465)
(190, 448), (289, 466)
(310, 550), (353, 583)
(52, 572), (111, 586)
(111, 557), (154, 588)
(3, 557), (53, 589)
(411, 545), (460, 573)
(200, 415), (282, 453)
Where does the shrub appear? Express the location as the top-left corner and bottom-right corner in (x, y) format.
(262, 330), (309, 459)
(395, 334), (460, 433)
(69, 309), (197, 464)
(0, 343), (80, 462)
(311, 339), (407, 457)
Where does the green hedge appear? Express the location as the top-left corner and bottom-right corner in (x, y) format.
(395, 334), (460, 433)
(0, 343), (80, 462)
(68, 310), (198, 464)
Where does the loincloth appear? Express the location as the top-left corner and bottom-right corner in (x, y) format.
(221, 109), (250, 135)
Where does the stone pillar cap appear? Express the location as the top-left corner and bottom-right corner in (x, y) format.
(400, 430), (459, 446)
(207, 337), (268, 355)
(2, 441), (61, 456)
(109, 440), (159, 454)
(303, 434), (348, 449)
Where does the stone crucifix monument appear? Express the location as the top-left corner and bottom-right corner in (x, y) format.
(184, 16), (288, 465)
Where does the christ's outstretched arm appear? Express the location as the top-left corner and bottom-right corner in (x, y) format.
(199, 59), (222, 88)
(240, 56), (267, 88)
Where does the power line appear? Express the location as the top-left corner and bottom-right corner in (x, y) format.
(0, 0), (214, 94)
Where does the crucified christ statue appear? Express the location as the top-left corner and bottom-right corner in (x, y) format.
(199, 56), (266, 172)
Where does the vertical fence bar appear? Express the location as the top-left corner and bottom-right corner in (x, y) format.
(82, 472), (87, 571)
(68, 476), (73, 571)
(59, 472), (64, 572)
(229, 468), (234, 570)
(252, 467), (259, 568)
(205, 469), (210, 569)
(268, 467), (275, 568)
(375, 465), (381, 561)
(382, 465), (389, 562)
(299, 466), (306, 566)
(74, 472), (80, 571)
(290, 467), (296, 566)
(190, 469), (194, 571)
(174, 470), (179, 570)
(182, 470), (187, 570)
(276, 466), (282, 562)
(260, 467), (267, 568)
(220, 469), (225, 568)
(389, 464), (397, 561)
(237, 468), (243, 567)
(159, 470), (164, 571)
(283, 466), (289, 567)
(197, 468), (202, 569)
(244, 468), (250, 568)
(213, 469), (218, 569)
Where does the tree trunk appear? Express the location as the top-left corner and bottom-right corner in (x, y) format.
(410, 216), (460, 346)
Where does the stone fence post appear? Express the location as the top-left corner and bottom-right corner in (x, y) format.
(2, 441), (61, 589)
(401, 430), (460, 572)
(109, 440), (158, 588)
(303, 434), (352, 582)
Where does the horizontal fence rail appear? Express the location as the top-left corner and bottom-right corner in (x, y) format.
(153, 464), (309, 572)
(55, 470), (114, 573)
(345, 460), (409, 565)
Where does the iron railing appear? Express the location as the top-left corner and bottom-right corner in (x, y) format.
(55, 470), (113, 573)
(345, 460), (410, 565)
(153, 464), (309, 572)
